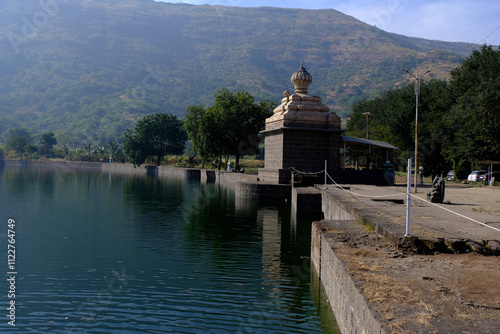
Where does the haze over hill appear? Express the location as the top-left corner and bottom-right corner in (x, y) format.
(0, 0), (479, 145)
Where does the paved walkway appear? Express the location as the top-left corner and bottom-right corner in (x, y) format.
(321, 182), (500, 253)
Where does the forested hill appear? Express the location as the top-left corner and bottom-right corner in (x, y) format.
(0, 0), (478, 145)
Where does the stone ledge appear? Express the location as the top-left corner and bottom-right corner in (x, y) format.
(235, 181), (291, 203)
(312, 220), (389, 334)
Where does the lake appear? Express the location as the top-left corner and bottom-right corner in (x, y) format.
(0, 166), (339, 333)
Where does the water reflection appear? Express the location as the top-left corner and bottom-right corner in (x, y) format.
(0, 167), (339, 333)
(123, 174), (186, 214)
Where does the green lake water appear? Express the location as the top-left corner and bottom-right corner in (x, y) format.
(0, 166), (339, 333)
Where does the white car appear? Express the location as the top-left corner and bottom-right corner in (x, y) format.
(467, 170), (487, 182)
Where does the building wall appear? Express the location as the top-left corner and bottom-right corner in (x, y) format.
(264, 130), (284, 170)
(282, 129), (337, 172)
(263, 128), (341, 178)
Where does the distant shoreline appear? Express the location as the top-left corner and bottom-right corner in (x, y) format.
(0, 159), (189, 176)
(0, 159), (256, 184)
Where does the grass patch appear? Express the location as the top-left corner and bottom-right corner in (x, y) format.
(239, 159), (264, 174)
(161, 156), (264, 173)
(359, 214), (374, 231)
(472, 207), (489, 214)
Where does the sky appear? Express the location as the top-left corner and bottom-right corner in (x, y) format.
(157, 0), (500, 45)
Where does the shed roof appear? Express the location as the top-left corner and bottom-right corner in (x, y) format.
(471, 161), (500, 165)
(341, 135), (400, 150)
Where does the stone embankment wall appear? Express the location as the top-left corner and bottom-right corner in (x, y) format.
(0, 160), (239, 180)
(1, 159), (103, 170)
(312, 220), (389, 334)
(309, 187), (392, 334)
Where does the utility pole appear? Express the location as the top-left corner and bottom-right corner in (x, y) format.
(403, 69), (430, 193)
(362, 112), (371, 139)
(362, 112), (371, 170)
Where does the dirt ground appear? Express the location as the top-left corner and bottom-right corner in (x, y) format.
(328, 179), (500, 333)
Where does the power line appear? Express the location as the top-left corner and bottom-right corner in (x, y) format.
(474, 22), (500, 44)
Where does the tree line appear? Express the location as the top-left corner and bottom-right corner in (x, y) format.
(1, 89), (274, 169)
(346, 45), (500, 175)
(0, 127), (127, 163)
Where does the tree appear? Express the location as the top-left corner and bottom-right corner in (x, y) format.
(212, 88), (274, 169)
(62, 144), (72, 160)
(74, 148), (85, 161)
(106, 141), (122, 162)
(346, 46), (500, 172)
(346, 79), (452, 172)
(95, 146), (106, 161)
(124, 113), (187, 167)
(444, 45), (500, 162)
(82, 142), (95, 162)
(184, 105), (225, 168)
(39, 132), (57, 156)
(5, 128), (33, 159)
(184, 88), (274, 170)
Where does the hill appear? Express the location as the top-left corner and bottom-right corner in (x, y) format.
(0, 0), (479, 145)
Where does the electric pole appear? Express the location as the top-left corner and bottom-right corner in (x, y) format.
(403, 69), (430, 193)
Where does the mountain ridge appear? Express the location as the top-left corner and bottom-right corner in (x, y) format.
(0, 0), (480, 145)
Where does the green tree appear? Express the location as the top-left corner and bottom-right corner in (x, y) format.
(106, 141), (122, 162)
(346, 79), (451, 172)
(184, 88), (274, 170)
(95, 146), (106, 161)
(74, 148), (85, 161)
(39, 132), (57, 156)
(124, 113), (187, 167)
(62, 144), (72, 160)
(184, 105), (225, 168)
(5, 128), (33, 159)
(444, 45), (500, 162)
(82, 142), (95, 162)
(212, 88), (274, 169)
(25, 144), (39, 158)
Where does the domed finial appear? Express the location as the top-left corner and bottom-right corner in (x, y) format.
(284, 89), (290, 102)
(291, 61), (312, 94)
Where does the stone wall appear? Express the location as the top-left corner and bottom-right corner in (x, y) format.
(102, 163), (148, 174)
(312, 221), (388, 334)
(292, 187), (322, 216)
(257, 168), (291, 184)
(234, 181), (291, 202)
(261, 127), (342, 184)
(1, 160), (202, 179)
(282, 129), (339, 173)
(263, 130), (284, 170)
(1, 159), (102, 170)
(321, 188), (357, 221)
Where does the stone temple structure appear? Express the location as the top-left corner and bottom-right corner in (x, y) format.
(258, 63), (343, 184)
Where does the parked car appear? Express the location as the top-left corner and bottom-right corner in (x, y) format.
(446, 170), (468, 181)
(478, 173), (489, 183)
(467, 170), (487, 182)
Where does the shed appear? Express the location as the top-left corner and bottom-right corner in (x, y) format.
(341, 135), (400, 170)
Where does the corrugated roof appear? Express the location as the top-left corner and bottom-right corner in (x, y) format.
(341, 135), (400, 150)
(471, 161), (500, 165)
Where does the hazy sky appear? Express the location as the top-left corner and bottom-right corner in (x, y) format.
(157, 0), (500, 45)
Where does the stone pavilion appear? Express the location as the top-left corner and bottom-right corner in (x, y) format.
(258, 62), (342, 184)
